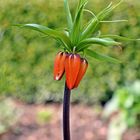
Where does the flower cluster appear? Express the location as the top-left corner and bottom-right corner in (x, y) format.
(54, 52), (88, 90)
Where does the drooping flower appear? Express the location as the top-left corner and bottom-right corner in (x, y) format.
(53, 51), (67, 80)
(74, 58), (88, 88)
(65, 53), (81, 89)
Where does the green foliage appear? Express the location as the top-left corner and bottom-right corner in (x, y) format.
(86, 49), (121, 63)
(0, 0), (140, 104)
(104, 81), (140, 127)
(15, 23), (72, 50)
(15, 0), (124, 59)
(103, 81), (140, 139)
(37, 109), (53, 124)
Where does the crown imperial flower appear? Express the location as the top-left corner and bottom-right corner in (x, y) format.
(65, 53), (81, 89)
(54, 52), (88, 89)
(74, 58), (88, 88)
(54, 51), (67, 80)
(16, 0), (128, 90)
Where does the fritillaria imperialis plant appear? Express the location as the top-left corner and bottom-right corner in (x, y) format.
(15, 0), (138, 139)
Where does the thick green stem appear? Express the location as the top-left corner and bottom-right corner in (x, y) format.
(63, 82), (71, 140)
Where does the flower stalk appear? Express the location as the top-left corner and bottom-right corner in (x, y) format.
(63, 82), (71, 140)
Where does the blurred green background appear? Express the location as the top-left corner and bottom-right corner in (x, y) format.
(0, 0), (140, 104)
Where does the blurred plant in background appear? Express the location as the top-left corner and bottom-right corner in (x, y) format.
(0, 98), (21, 135)
(0, 0), (140, 104)
(103, 81), (140, 140)
(37, 109), (53, 125)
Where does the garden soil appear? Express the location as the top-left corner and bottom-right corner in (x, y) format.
(1, 101), (140, 140)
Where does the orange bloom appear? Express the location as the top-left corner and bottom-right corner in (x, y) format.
(54, 52), (88, 90)
(74, 58), (88, 88)
(65, 54), (81, 89)
(53, 52), (67, 80)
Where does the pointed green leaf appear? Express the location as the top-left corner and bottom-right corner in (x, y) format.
(64, 0), (73, 32)
(83, 9), (97, 18)
(71, 1), (87, 45)
(14, 23), (72, 51)
(77, 37), (121, 51)
(81, 1), (123, 39)
(100, 35), (140, 41)
(81, 2), (112, 39)
(100, 20), (128, 23)
(81, 16), (98, 40)
(76, 0), (87, 13)
(98, 0), (123, 20)
(86, 49), (121, 63)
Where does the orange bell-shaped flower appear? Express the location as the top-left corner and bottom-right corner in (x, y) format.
(65, 54), (81, 89)
(74, 58), (88, 88)
(53, 52), (67, 80)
